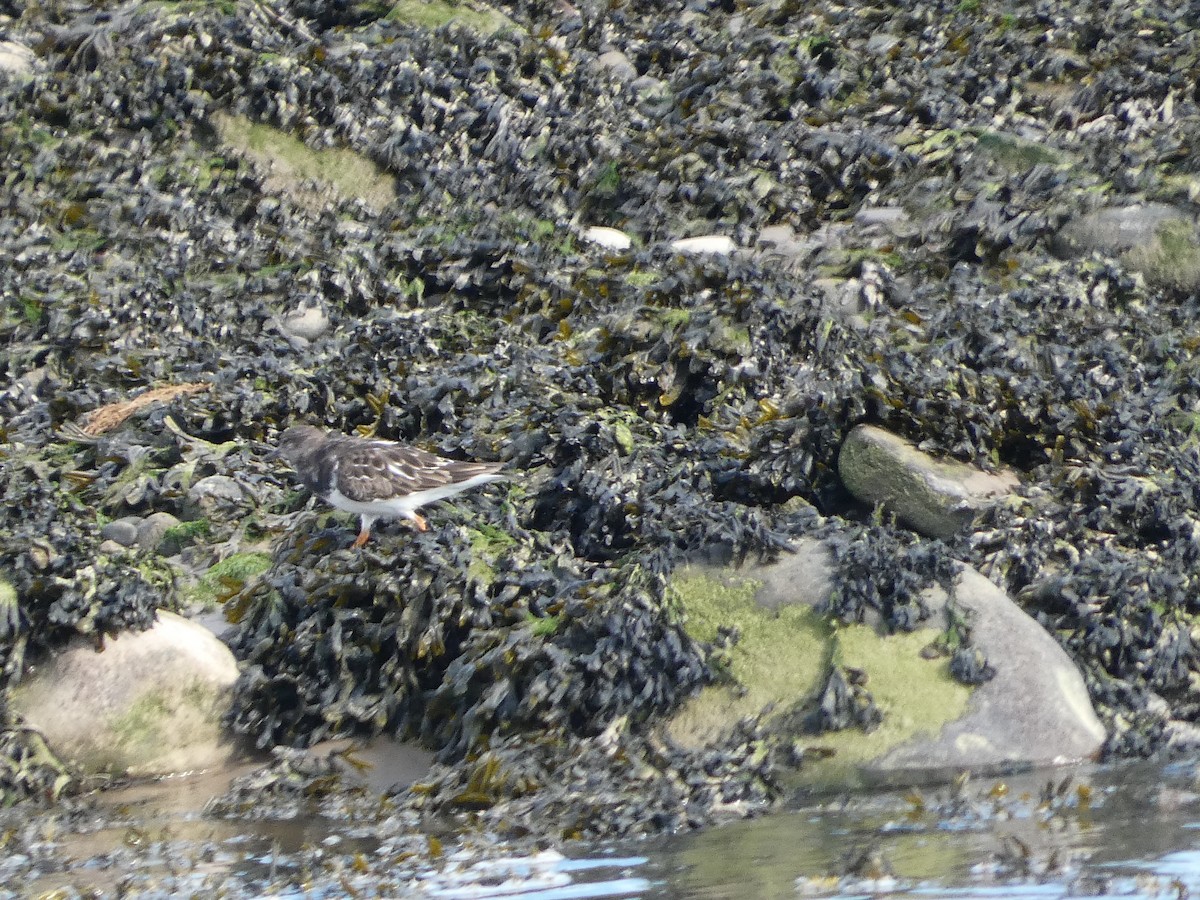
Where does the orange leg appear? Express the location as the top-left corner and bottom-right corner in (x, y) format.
(413, 514), (428, 532)
(352, 528), (370, 548)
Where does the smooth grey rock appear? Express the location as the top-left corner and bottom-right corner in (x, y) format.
(1051, 203), (1200, 291)
(1052, 203), (1186, 257)
(280, 303), (330, 341)
(853, 205), (911, 233)
(865, 33), (901, 55)
(10, 611), (240, 776)
(0, 41), (34, 78)
(188, 475), (247, 514)
(671, 235), (736, 255)
(136, 511), (181, 551)
(581, 226), (633, 250)
(101, 517), (141, 547)
(838, 425), (1019, 539)
(98, 540), (128, 555)
(756, 224), (809, 258)
(867, 564), (1106, 774)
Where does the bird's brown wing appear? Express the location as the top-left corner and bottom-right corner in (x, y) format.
(334, 440), (501, 503)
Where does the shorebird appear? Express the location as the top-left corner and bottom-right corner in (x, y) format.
(277, 425), (504, 548)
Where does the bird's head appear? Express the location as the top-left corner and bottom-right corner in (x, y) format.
(276, 424), (326, 465)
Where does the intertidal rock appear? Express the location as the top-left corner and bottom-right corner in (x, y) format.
(839, 425), (1020, 539)
(666, 537), (1104, 785)
(10, 612), (240, 776)
(1051, 203), (1200, 291)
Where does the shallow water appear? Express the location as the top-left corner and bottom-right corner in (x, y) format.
(10, 756), (1200, 898)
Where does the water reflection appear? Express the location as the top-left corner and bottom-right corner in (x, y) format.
(653, 759), (1200, 898)
(12, 756), (1200, 897)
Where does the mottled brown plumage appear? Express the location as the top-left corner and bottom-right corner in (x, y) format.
(277, 425), (504, 547)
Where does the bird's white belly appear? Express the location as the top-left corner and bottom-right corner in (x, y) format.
(326, 487), (423, 520)
(327, 472), (503, 521)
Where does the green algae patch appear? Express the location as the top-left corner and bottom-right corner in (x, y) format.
(190, 552), (272, 607)
(212, 112), (396, 213)
(664, 567), (974, 788)
(665, 569), (831, 748)
(974, 129), (1067, 171)
(106, 681), (227, 774)
(386, 0), (519, 36)
(789, 624), (973, 785)
(466, 524), (516, 588)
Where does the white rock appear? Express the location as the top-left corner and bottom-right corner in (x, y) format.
(596, 49), (637, 82)
(281, 303), (331, 341)
(671, 235), (736, 255)
(581, 226), (633, 250)
(11, 611), (241, 776)
(0, 41), (34, 78)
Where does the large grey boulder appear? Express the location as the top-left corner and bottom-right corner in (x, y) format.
(839, 425), (1019, 539)
(11, 611), (240, 776)
(665, 538), (1105, 785)
(866, 564), (1106, 775)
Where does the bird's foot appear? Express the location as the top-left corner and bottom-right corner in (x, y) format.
(413, 514), (428, 532)
(352, 529), (371, 548)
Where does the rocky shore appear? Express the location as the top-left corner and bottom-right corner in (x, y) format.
(3, 0), (1200, 874)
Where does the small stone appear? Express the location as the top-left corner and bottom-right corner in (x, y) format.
(596, 49), (637, 82)
(98, 540), (130, 556)
(136, 512), (181, 551)
(670, 235), (736, 255)
(100, 517), (141, 547)
(865, 33), (901, 55)
(581, 226), (632, 250)
(188, 475), (247, 515)
(0, 41), (34, 79)
(853, 205), (911, 231)
(280, 303), (330, 341)
(838, 425), (1019, 539)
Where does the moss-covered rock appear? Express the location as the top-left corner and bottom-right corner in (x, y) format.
(666, 539), (1103, 788)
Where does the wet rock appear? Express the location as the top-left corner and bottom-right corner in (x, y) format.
(865, 33), (901, 56)
(280, 303), (331, 342)
(1052, 203), (1186, 258)
(1051, 203), (1200, 291)
(665, 537), (1105, 783)
(10, 611), (240, 776)
(838, 425), (1019, 539)
(853, 205), (914, 241)
(100, 517), (140, 548)
(188, 475), (248, 517)
(136, 512), (181, 551)
(756, 224), (807, 257)
(867, 564), (1106, 775)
